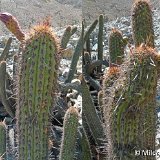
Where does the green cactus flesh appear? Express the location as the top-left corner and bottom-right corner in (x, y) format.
(0, 122), (6, 159)
(65, 22), (84, 83)
(60, 26), (77, 49)
(59, 106), (79, 160)
(81, 128), (92, 160)
(103, 46), (158, 160)
(17, 24), (59, 160)
(60, 26), (72, 49)
(82, 78), (105, 147)
(109, 28), (125, 65)
(132, 0), (154, 47)
(97, 14), (104, 72)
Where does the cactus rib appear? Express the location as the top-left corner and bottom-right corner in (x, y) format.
(17, 23), (59, 159)
(59, 106), (79, 160)
(132, 0), (154, 47)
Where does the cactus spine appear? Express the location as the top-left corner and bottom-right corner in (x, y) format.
(132, 0), (154, 47)
(103, 46), (158, 160)
(0, 122), (6, 159)
(59, 106), (79, 160)
(17, 23), (59, 159)
(109, 28), (126, 65)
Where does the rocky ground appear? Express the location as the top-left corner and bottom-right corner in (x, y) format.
(89, 8), (160, 55)
(82, 0), (160, 23)
(0, 0), (82, 34)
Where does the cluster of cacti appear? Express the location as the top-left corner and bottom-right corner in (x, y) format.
(103, 46), (158, 159)
(102, 0), (159, 160)
(0, 13), (82, 159)
(0, 0), (159, 159)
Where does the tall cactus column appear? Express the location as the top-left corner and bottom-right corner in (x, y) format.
(108, 28), (126, 66)
(59, 106), (79, 160)
(17, 23), (59, 159)
(132, 0), (154, 47)
(103, 46), (159, 160)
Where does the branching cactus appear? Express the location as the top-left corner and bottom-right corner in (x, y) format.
(16, 22), (59, 159)
(65, 22), (84, 83)
(59, 106), (79, 160)
(0, 121), (6, 159)
(132, 0), (154, 47)
(109, 28), (127, 66)
(60, 25), (77, 49)
(103, 45), (159, 160)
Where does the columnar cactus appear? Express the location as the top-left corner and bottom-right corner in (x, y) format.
(108, 28), (126, 65)
(0, 122), (6, 159)
(132, 0), (154, 47)
(59, 106), (79, 160)
(103, 45), (159, 160)
(0, 61), (15, 118)
(60, 26), (72, 49)
(0, 37), (12, 62)
(82, 77), (105, 147)
(65, 22), (84, 83)
(60, 25), (77, 49)
(81, 128), (92, 160)
(97, 14), (104, 72)
(17, 22), (59, 159)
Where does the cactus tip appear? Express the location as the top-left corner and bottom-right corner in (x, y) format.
(26, 20), (59, 51)
(108, 66), (120, 76)
(0, 12), (12, 23)
(67, 106), (79, 115)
